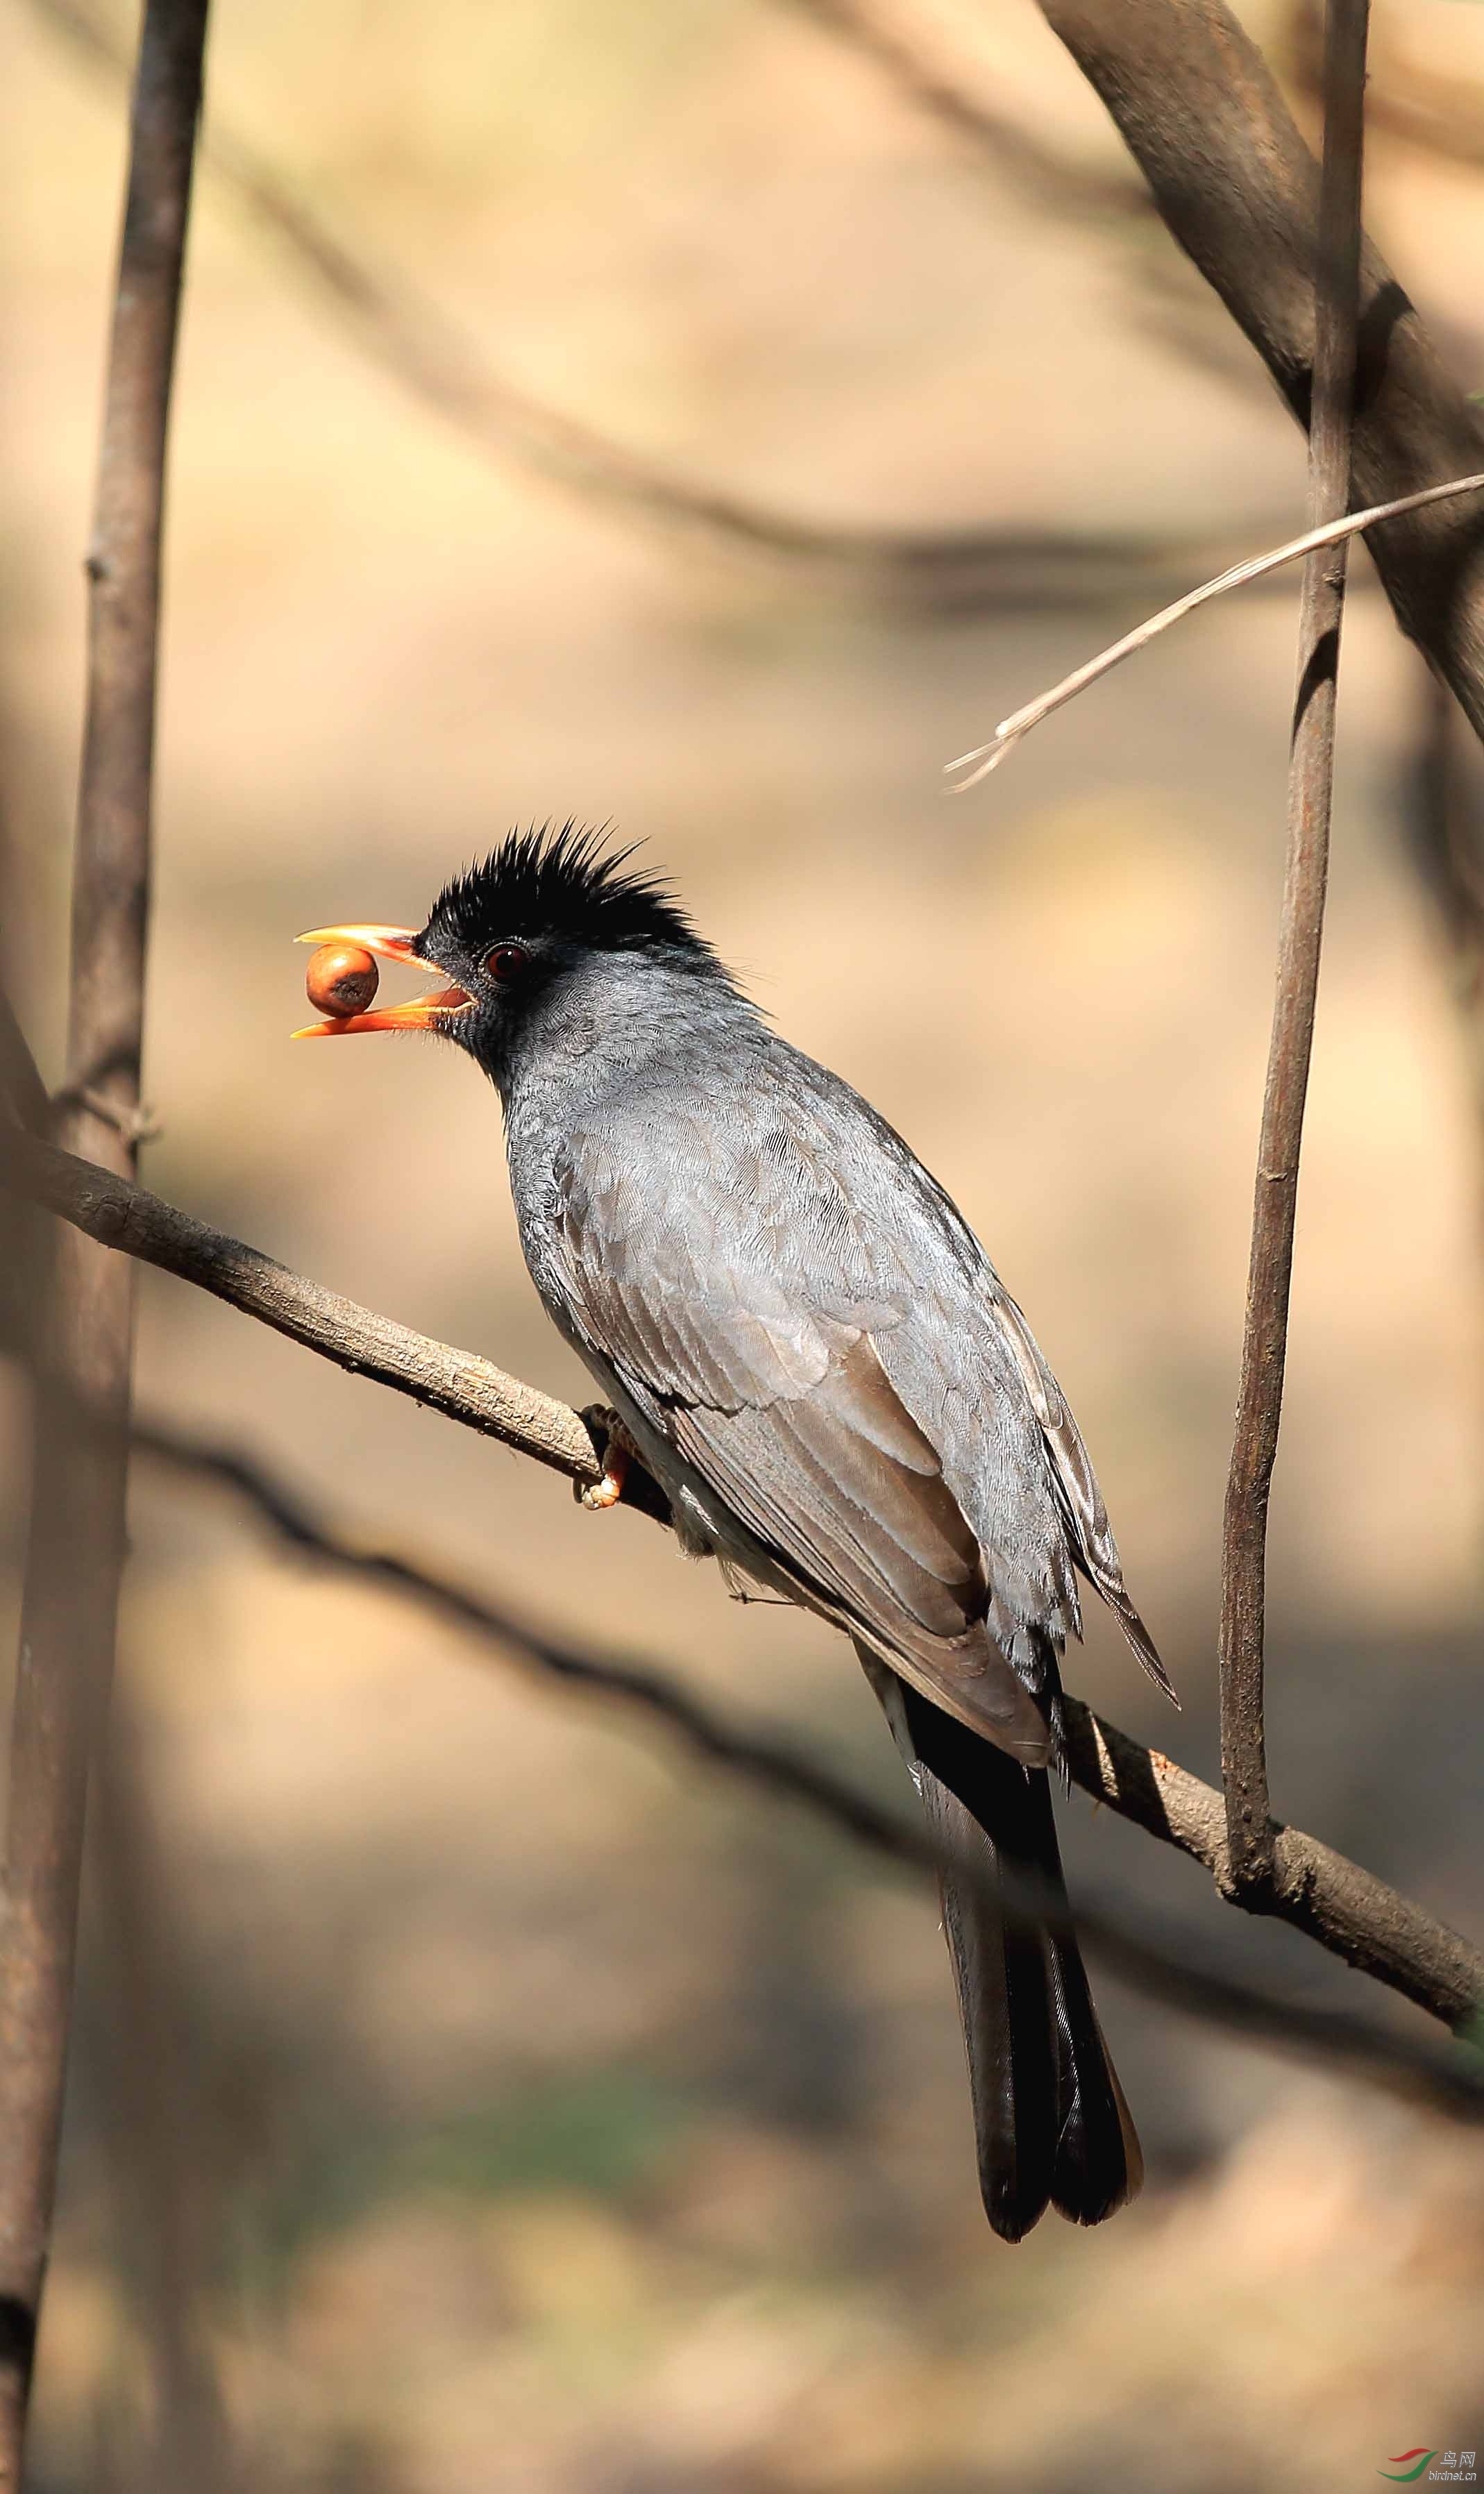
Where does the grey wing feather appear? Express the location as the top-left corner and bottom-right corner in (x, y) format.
(984, 1286), (1177, 1704)
(545, 1065), (1170, 1751)
(553, 1125), (1056, 1758)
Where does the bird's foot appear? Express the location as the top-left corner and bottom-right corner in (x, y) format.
(576, 1410), (641, 1511)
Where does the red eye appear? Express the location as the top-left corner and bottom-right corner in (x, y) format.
(486, 943), (529, 982)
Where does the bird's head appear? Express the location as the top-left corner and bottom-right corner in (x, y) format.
(295, 823), (734, 1093)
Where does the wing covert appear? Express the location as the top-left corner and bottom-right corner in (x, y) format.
(550, 1119), (1061, 1758)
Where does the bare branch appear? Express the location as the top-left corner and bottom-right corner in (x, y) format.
(1220, 0), (1368, 1896)
(133, 1417), (1484, 2121)
(0, 1124), (633, 1499)
(1036, 0), (1484, 751)
(0, 6), (208, 2476)
(3, 1131), (1478, 2036)
(945, 473), (1484, 788)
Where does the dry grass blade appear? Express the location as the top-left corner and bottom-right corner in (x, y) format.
(945, 471), (1484, 789)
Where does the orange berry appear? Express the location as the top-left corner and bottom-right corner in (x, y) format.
(306, 943), (379, 1018)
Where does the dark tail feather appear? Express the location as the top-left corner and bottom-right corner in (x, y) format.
(879, 1669), (1142, 2241)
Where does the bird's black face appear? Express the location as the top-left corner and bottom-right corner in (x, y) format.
(293, 824), (729, 1074)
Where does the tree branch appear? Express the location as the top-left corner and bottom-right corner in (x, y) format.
(1220, 0), (1367, 1896)
(1036, 0), (1484, 750)
(0, 7), (208, 2477)
(3, 1129), (1478, 2039)
(0, 1124), (626, 1492)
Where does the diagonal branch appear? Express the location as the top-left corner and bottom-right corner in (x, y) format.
(0, 4), (209, 2481)
(1220, 0), (1368, 1896)
(3, 1127), (1479, 2037)
(0, 1124), (618, 1493)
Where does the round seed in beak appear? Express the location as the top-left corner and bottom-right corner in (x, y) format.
(306, 943), (379, 1019)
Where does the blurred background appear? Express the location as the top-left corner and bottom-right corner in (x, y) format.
(3, 0), (1484, 2486)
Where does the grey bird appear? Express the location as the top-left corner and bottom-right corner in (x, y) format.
(298, 825), (1177, 2241)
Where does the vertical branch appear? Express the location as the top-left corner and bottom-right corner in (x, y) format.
(0, 5), (209, 2479)
(1218, 0), (1369, 1896)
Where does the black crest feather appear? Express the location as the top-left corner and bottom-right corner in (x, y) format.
(427, 823), (718, 969)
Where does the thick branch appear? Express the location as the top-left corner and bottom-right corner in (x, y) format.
(0, 7), (208, 2477)
(3, 1131), (1479, 2039)
(0, 1124), (624, 1492)
(1036, 0), (1484, 748)
(1059, 1706), (1482, 2032)
(1220, 1), (1367, 1894)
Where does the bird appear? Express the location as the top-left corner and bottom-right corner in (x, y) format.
(296, 822), (1178, 2241)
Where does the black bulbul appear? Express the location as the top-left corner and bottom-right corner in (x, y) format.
(297, 823), (1177, 2241)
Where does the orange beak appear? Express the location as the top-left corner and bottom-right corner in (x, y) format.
(292, 925), (474, 1038)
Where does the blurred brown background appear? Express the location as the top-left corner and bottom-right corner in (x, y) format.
(3, 1), (1483, 2486)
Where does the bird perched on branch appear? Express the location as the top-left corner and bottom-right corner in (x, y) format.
(297, 823), (1177, 2241)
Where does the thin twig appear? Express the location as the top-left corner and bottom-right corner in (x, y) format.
(1220, 0), (1368, 1896)
(944, 473), (1484, 788)
(132, 1419), (1484, 2121)
(0, 6), (208, 2479)
(2, 1129), (1478, 2031)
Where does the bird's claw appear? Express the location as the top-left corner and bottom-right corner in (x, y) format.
(576, 1411), (639, 1512)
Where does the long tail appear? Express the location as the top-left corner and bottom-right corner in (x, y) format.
(861, 1655), (1142, 2242)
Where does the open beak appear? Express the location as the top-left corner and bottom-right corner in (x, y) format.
(292, 925), (474, 1038)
